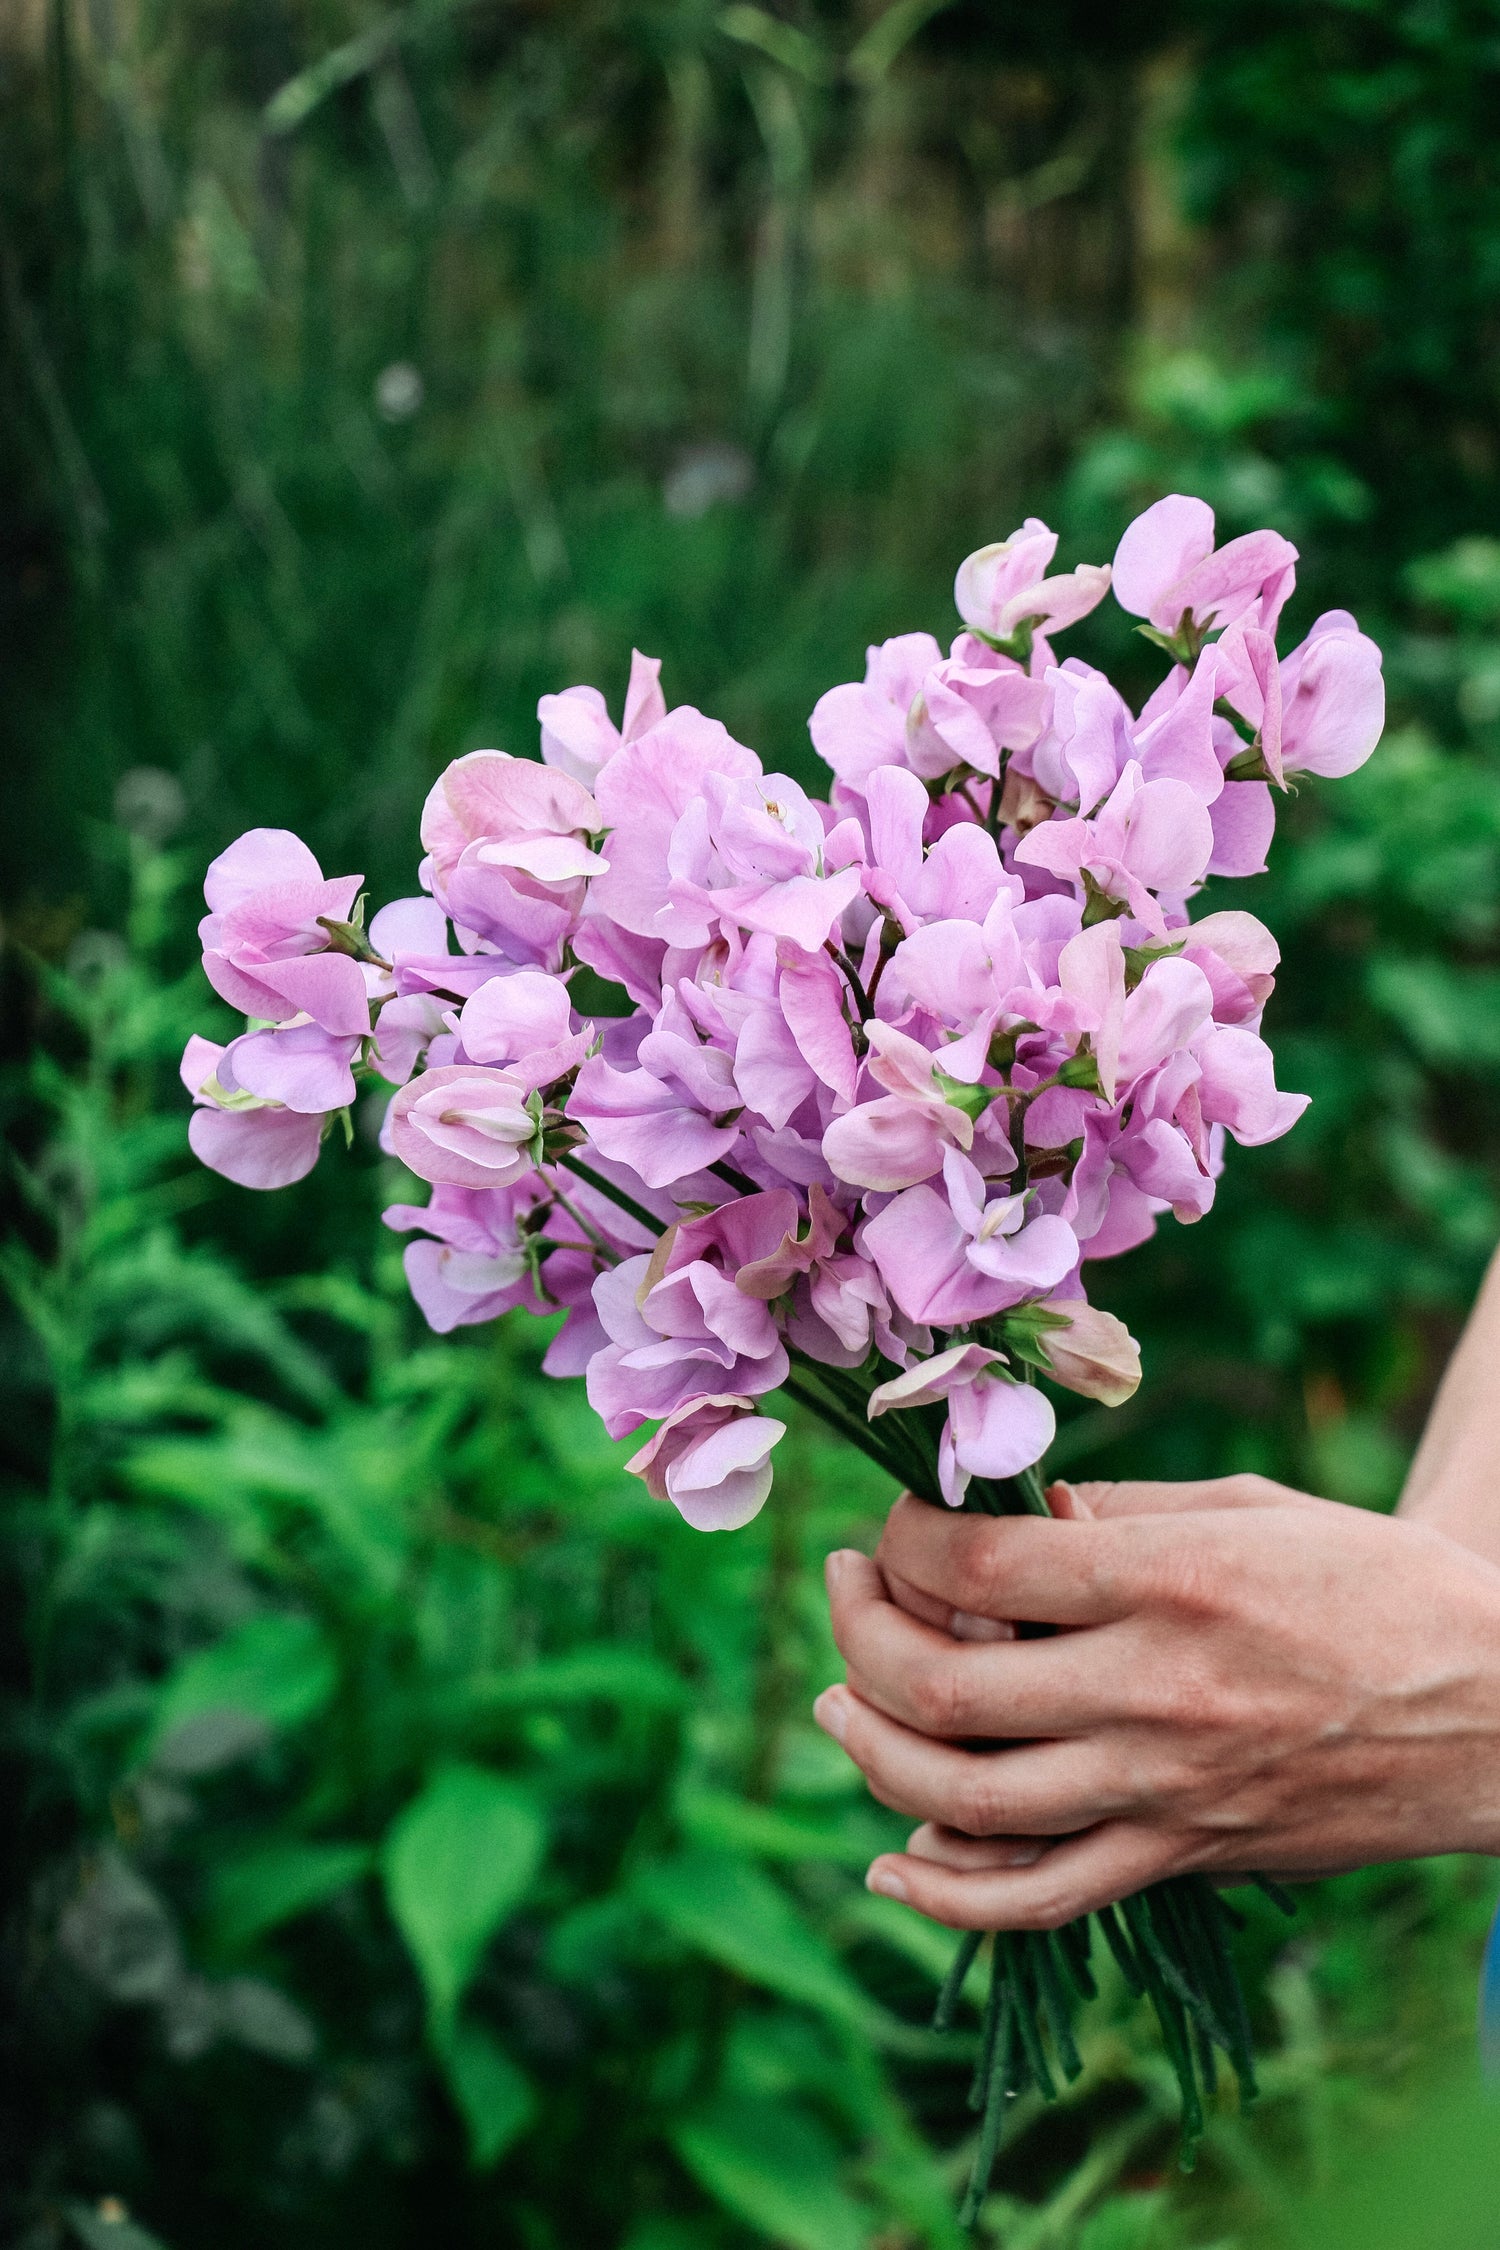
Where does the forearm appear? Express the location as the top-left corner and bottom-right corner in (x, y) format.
(1397, 1243), (1500, 1567)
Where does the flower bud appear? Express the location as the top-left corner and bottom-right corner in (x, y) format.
(1039, 1301), (1141, 1406)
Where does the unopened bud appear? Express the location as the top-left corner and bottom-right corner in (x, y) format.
(1058, 1048), (1101, 1092)
(1039, 1301), (1141, 1406)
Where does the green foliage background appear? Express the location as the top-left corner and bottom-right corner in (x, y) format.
(4, 4), (1500, 2245)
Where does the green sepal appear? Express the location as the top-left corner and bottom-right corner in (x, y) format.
(1122, 937), (1186, 990)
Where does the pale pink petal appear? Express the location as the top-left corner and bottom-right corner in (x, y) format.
(947, 1375), (1055, 1479)
(1111, 496), (1215, 621)
(203, 828), (323, 914)
(188, 1104), (323, 1190)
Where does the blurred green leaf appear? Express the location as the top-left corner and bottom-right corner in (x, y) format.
(439, 1647), (689, 1719)
(1369, 958), (1500, 1069)
(382, 1764), (545, 2035)
(207, 1840), (373, 1953)
(634, 1851), (873, 2031)
(147, 1614), (335, 1768)
(438, 2018), (535, 2170)
(677, 1786), (880, 1867)
(672, 2095), (869, 2250)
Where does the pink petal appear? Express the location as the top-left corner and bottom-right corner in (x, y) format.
(188, 1104), (324, 1190)
(947, 1376), (1055, 1479)
(1111, 496), (1215, 621)
(253, 952), (372, 1036)
(203, 828), (323, 914)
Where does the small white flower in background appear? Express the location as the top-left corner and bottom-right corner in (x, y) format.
(662, 441), (754, 520)
(114, 766), (185, 845)
(375, 362), (424, 422)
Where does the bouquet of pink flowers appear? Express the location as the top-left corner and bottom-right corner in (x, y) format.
(182, 494), (1384, 2217)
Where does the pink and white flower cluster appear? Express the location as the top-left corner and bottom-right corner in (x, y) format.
(182, 497), (1383, 1529)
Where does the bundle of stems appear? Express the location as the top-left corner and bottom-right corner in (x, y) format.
(786, 1353), (1287, 2228)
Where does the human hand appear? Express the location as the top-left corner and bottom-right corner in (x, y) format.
(812, 1476), (1500, 1930)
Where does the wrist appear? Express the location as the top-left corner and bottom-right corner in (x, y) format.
(1397, 1476), (1500, 1573)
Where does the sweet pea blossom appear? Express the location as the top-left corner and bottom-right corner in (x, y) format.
(180, 1034), (326, 1190)
(868, 1342), (1057, 1505)
(665, 770), (865, 952)
(861, 1149), (1079, 1328)
(184, 500), (1378, 1547)
(420, 751), (606, 966)
(821, 1022), (981, 1193)
(198, 829), (371, 1034)
(383, 1181), (540, 1332)
(1015, 760), (1215, 937)
(1278, 611), (1386, 778)
(626, 1396), (786, 1530)
(1037, 1300), (1142, 1405)
(389, 1063), (540, 1189)
(1112, 494), (1297, 647)
(538, 648), (666, 786)
(954, 521), (1111, 647)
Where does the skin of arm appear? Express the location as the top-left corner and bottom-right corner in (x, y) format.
(1396, 1243), (1500, 1564)
(811, 1247), (1500, 1930)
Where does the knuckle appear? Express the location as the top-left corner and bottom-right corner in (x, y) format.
(1153, 1542), (1226, 1619)
(964, 1521), (1017, 1618)
(1148, 1655), (1233, 1734)
(910, 1657), (972, 1737)
(951, 1760), (1006, 1837)
(1217, 1472), (1275, 1504)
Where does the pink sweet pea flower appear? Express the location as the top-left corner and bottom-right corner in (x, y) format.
(1112, 494), (1297, 646)
(861, 764), (1013, 931)
(862, 1150), (1078, 1328)
(808, 633), (944, 795)
(954, 522), (1111, 645)
(180, 1034), (325, 1190)
(389, 1062), (539, 1189)
(456, 968), (592, 1089)
(1181, 909), (1280, 1026)
(420, 751), (606, 966)
(1129, 646), (1228, 804)
(1206, 778), (1276, 879)
(821, 1022), (977, 1192)
(219, 1020), (361, 1113)
(585, 1203), (791, 1438)
(567, 1055), (740, 1190)
(198, 828), (371, 1035)
(1193, 1024), (1309, 1145)
(1014, 760), (1215, 938)
(382, 1181), (541, 1333)
(868, 1341), (1056, 1505)
(627, 1396), (787, 1531)
(777, 949), (860, 1104)
(1116, 957), (1216, 1090)
(1278, 611), (1386, 778)
(585, 707), (762, 941)
(1031, 665), (1132, 815)
(664, 771), (865, 953)
(538, 648), (667, 787)
(906, 657), (1049, 782)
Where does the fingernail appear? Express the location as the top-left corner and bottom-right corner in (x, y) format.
(950, 1609), (1013, 1643)
(812, 1687), (848, 1743)
(824, 1548), (856, 1590)
(866, 1862), (908, 1901)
